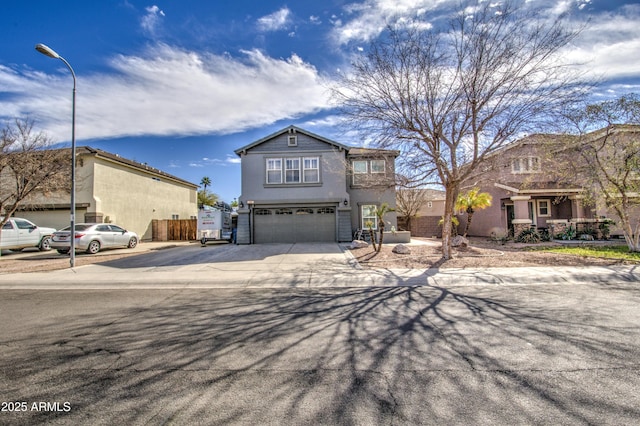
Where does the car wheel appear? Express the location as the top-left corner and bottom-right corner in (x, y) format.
(57, 249), (70, 255)
(128, 237), (138, 248)
(39, 236), (52, 251)
(86, 240), (101, 254)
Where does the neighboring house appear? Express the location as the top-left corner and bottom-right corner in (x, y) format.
(15, 147), (198, 241)
(234, 126), (400, 244)
(396, 188), (446, 237)
(461, 126), (639, 238)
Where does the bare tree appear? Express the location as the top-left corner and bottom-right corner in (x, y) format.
(564, 95), (640, 251)
(395, 179), (430, 232)
(333, 0), (589, 259)
(0, 118), (69, 227)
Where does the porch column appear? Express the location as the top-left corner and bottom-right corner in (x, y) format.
(511, 195), (532, 236)
(570, 195), (586, 220)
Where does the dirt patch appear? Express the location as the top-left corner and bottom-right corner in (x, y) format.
(349, 238), (635, 269)
(0, 251), (144, 274)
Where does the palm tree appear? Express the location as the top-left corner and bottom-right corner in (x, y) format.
(200, 176), (212, 190)
(374, 202), (395, 252)
(455, 188), (493, 238)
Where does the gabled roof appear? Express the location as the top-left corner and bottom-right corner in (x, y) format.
(76, 146), (198, 188)
(234, 125), (349, 155)
(348, 147), (400, 157)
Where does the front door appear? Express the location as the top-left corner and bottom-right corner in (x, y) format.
(506, 205), (515, 236)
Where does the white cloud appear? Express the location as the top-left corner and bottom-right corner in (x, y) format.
(141, 5), (165, 37)
(0, 44), (332, 142)
(562, 8), (640, 81)
(257, 7), (291, 32)
(333, 0), (446, 44)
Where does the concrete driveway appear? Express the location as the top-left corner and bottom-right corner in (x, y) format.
(0, 243), (364, 289)
(1, 242), (639, 289)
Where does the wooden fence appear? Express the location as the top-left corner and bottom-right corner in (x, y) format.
(152, 219), (197, 241)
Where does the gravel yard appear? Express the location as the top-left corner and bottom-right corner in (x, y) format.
(349, 237), (636, 269)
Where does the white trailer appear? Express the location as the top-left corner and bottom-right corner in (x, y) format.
(197, 207), (233, 245)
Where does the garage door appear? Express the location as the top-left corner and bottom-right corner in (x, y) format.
(254, 206), (336, 243)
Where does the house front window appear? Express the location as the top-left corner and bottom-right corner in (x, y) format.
(285, 158), (300, 183)
(361, 204), (378, 230)
(266, 156), (320, 185)
(353, 160), (368, 175)
(267, 159), (282, 183)
(537, 199), (551, 217)
(511, 157), (541, 174)
(352, 159), (388, 185)
(303, 157), (319, 183)
(371, 160), (385, 173)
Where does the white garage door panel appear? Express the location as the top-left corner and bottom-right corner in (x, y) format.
(254, 207), (335, 243)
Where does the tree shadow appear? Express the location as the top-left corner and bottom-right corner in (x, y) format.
(1, 284), (639, 424)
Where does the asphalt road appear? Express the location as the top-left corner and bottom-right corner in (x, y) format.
(1, 280), (639, 425)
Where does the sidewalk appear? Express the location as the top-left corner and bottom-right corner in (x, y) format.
(0, 262), (638, 289)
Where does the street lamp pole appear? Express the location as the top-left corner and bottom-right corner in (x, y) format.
(35, 43), (76, 268)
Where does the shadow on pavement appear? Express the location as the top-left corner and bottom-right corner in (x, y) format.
(2, 284), (639, 424)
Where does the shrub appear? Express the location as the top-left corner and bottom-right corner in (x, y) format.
(516, 228), (541, 244)
(558, 224), (577, 240)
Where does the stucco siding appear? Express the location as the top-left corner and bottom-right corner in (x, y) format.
(239, 150), (349, 204)
(90, 158), (197, 240)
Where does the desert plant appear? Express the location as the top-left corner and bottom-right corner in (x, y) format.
(558, 224), (577, 240)
(455, 188), (493, 237)
(516, 228), (541, 244)
(365, 220), (377, 252)
(438, 216), (459, 237)
(374, 202), (394, 253)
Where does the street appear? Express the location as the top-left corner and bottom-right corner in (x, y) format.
(1, 279), (639, 425)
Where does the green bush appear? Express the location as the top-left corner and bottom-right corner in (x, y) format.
(558, 224), (576, 240)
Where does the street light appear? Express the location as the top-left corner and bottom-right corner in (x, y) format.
(35, 43), (77, 268)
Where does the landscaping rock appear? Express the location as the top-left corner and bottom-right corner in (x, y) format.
(392, 244), (411, 254)
(349, 240), (369, 249)
(452, 235), (469, 248)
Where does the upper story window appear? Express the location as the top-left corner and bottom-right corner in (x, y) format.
(303, 157), (319, 183)
(352, 159), (387, 185)
(266, 157), (320, 185)
(511, 156), (541, 174)
(288, 135), (298, 146)
(371, 160), (385, 173)
(353, 160), (368, 174)
(285, 158), (300, 183)
(267, 159), (282, 183)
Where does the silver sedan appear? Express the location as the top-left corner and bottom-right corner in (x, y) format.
(51, 223), (138, 254)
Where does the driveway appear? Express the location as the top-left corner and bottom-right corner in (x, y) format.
(0, 243), (363, 289)
(1, 242), (639, 289)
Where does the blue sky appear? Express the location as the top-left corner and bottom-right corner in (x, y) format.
(1, 0), (639, 203)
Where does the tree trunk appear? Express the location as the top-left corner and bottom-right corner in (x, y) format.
(441, 183), (459, 260)
(377, 222), (385, 253)
(369, 227), (377, 252)
(463, 210), (474, 238)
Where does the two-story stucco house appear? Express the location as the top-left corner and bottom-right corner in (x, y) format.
(234, 126), (399, 244)
(15, 147), (198, 241)
(461, 125), (640, 239)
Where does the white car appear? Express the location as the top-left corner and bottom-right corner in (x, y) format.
(0, 217), (56, 252)
(50, 223), (138, 254)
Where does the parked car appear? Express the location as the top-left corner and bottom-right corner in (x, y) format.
(0, 217), (56, 252)
(50, 223), (138, 254)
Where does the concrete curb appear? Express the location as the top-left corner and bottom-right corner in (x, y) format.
(0, 265), (638, 290)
